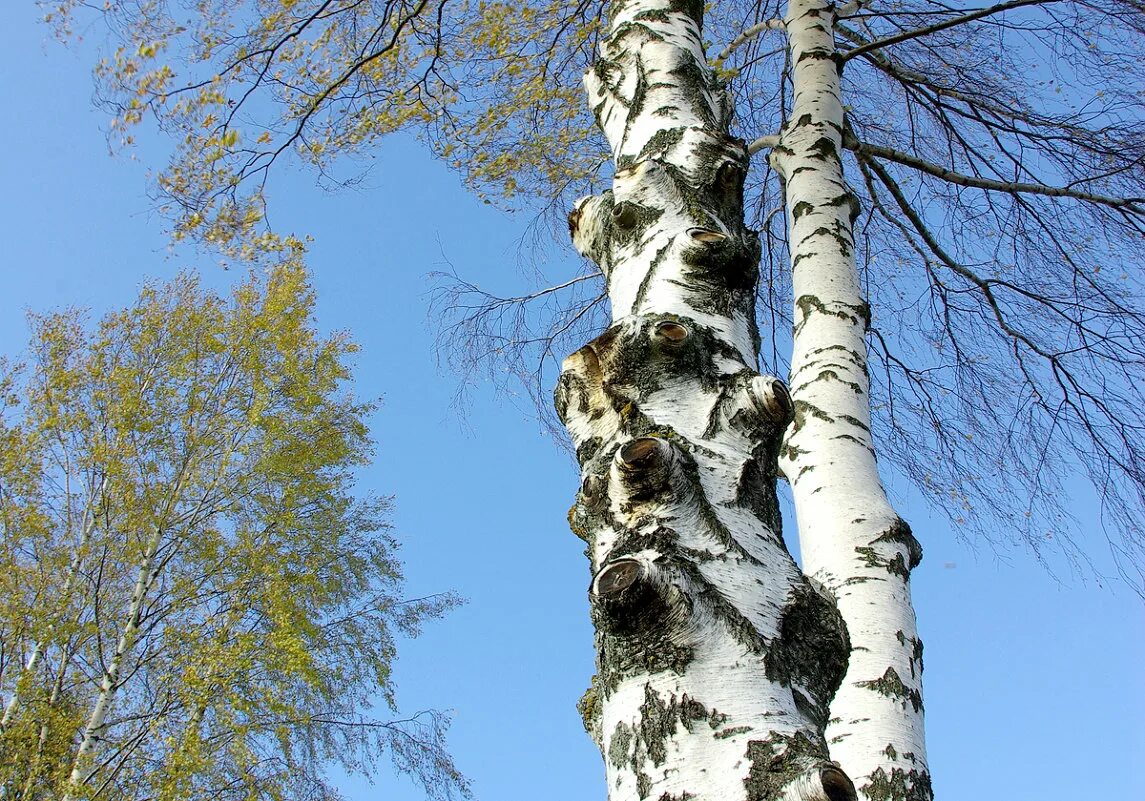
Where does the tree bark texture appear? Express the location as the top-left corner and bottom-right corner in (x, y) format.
(556, 2), (856, 799)
(775, 2), (930, 799)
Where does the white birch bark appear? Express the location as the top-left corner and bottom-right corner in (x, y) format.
(772, 2), (930, 798)
(557, 2), (856, 799)
(62, 525), (166, 801)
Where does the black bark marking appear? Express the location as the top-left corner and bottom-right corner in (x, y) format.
(633, 243), (673, 312)
(745, 731), (853, 801)
(856, 667), (923, 713)
(862, 766), (934, 801)
(871, 518), (923, 570)
(765, 585), (851, 726)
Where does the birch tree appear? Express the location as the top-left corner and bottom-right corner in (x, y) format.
(39, 0), (1145, 799)
(0, 267), (466, 801)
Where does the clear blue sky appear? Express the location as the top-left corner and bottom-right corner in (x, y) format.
(1, 6), (1142, 799)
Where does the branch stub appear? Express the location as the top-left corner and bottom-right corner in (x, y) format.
(820, 765), (857, 801)
(750, 376), (794, 425)
(653, 320), (690, 346)
(618, 437), (664, 472)
(592, 558), (645, 599)
(688, 227), (728, 243)
(612, 202), (638, 229)
(717, 161), (743, 191)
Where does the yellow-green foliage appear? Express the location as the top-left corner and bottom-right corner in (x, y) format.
(0, 266), (465, 801)
(43, 0), (612, 263)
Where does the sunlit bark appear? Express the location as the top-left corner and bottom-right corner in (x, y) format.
(557, 2), (855, 799)
(772, 2), (929, 797)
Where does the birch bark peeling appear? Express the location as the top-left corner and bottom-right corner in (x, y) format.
(774, 2), (930, 799)
(559, 2), (855, 799)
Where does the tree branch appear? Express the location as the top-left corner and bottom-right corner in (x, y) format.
(849, 139), (1144, 210)
(716, 18), (785, 63)
(840, 0), (1060, 63)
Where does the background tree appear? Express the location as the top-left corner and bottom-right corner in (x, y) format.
(0, 266), (467, 801)
(33, 0), (1145, 800)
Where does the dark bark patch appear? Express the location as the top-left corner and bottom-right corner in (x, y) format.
(638, 684), (711, 766)
(607, 685), (716, 798)
(597, 590), (695, 690)
(636, 126), (687, 163)
(808, 135), (839, 160)
(611, 202), (664, 252)
(608, 720), (635, 769)
(796, 49), (836, 65)
(666, 0), (704, 22)
(678, 207), (760, 295)
(744, 731), (831, 801)
(811, 367), (863, 393)
(871, 518), (923, 570)
(634, 8), (670, 22)
(591, 557), (674, 639)
(854, 546), (910, 580)
(790, 399), (834, 435)
(578, 676), (601, 740)
(714, 725), (753, 739)
(861, 766), (934, 801)
(765, 584), (851, 725)
(839, 413), (870, 432)
(716, 160), (745, 195)
(856, 667), (923, 713)
(732, 445), (783, 534)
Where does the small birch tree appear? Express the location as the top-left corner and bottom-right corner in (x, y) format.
(37, 0), (1145, 799)
(0, 266), (466, 801)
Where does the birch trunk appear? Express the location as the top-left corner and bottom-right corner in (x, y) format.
(556, 2), (854, 799)
(773, 2), (930, 798)
(62, 526), (166, 801)
(1, 477), (106, 732)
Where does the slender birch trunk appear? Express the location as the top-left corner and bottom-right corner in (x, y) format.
(18, 649), (75, 801)
(1, 476), (106, 731)
(772, 2), (930, 799)
(557, 2), (854, 798)
(62, 526), (166, 801)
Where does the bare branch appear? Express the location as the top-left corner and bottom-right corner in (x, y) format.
(841, 0), (1060, 63)
(850, 139), (1145, 210)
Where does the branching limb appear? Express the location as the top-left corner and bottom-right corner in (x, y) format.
(848, 138), (1145, 211)
(840, 0), (1061, 62)
(717, 18), (786, 63)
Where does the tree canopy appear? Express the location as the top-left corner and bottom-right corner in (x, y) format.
(0, 266), (467, 801)
(43, 0), (1145, 586)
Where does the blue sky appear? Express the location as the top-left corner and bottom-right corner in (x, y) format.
(2, 5), (1142, 799)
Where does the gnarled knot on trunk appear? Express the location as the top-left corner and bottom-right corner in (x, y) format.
(568, 193), (614, 270)
(554, 314), (743, 452)
(589, 553), (689, 637)
(613, 436), (679, 501)
(746, 733), (858, 801)
(747, 374), (794, 428)
(775, 762), (857, 801)
(569, 160), (670, 268)
(681, 223), (761, 291)
(714, 372), (795, 446)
